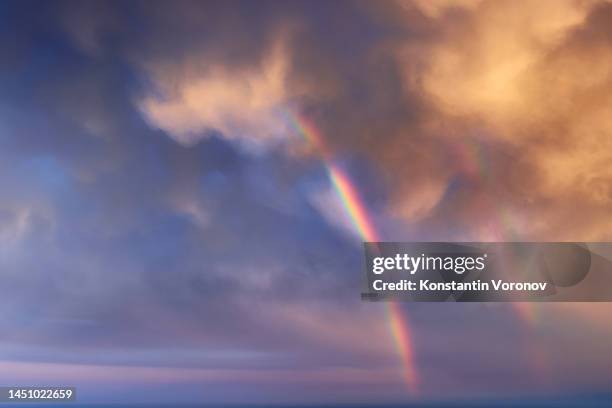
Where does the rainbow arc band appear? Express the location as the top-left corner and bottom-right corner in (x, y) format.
(286, 110), (418, 393)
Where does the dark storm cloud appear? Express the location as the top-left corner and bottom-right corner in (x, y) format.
(0, 0), (332, 358)
(0, 6), (407, 397)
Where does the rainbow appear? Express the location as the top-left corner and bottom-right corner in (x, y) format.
(285, 110), (418, 393)
(284, 113), (378, 241)
(387, 301), (418, 393)
(450, 136), (548, 383)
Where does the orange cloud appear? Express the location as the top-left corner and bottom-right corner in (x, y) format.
(139, 36), (294, 149)
(386, 0), (612, 239)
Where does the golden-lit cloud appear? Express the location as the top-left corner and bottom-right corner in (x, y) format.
(418, 0), (591, 127)
(386, 0), (612, 239)
(137, 0), (612, 240)
(139, 37), (293, 148)
(408, 0), (483, 18)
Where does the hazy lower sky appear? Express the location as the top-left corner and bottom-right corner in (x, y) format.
(1, 0), (612, 404)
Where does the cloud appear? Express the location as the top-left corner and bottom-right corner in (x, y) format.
(374, 0), (612, 240)
(308, 183), (360, 240)
(416, 0), (594, 127)
(139, 33), (295, 149)
(408, 0), (483, 18)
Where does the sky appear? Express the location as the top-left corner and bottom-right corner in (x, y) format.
(1, 0), (612, 404)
